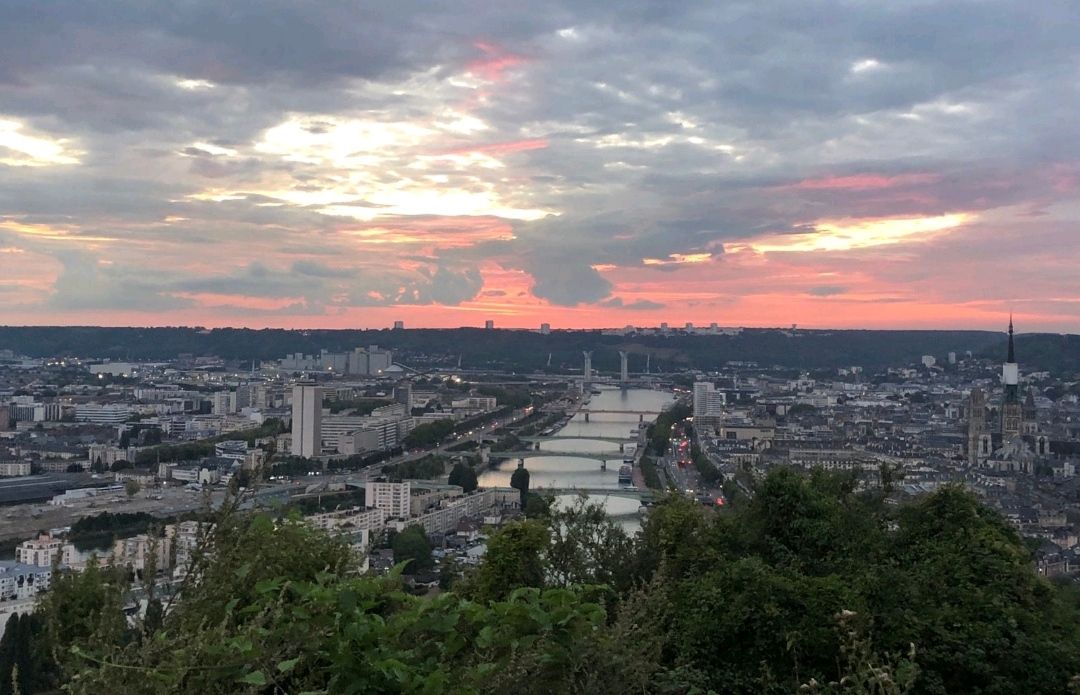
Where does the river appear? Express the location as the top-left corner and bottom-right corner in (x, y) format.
(478, 386), (675, 529)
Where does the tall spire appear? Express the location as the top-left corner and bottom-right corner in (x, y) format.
(1007, 315), (1015, 363)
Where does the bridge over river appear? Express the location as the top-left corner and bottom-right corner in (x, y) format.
(491, 450), (622, 463)
(493, 486), (654, 502)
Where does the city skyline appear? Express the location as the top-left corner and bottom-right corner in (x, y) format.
(2, 2), (1080, 331)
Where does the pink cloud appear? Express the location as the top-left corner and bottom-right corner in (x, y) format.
(468, 41), (526, 81)
(441, 138), (548, 157)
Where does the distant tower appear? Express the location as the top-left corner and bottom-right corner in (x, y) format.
(291, 384), (322, 458)
(540, 322), (551, 335)
(1001, 318), (1022, 441)
(619, 351), (629, 383)
(393, 320), (404, 330)
(645, 353), (651, 374)
(582, 351), (593, 384)
(967, 388), (988, 466)
(485, 319), (495, 330)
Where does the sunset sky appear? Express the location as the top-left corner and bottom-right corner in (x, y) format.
(1, 1), (1078, 331)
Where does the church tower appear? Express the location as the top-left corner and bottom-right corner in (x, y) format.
(1022, 389), (1038, 435)
(1001, 318), (1022, 441)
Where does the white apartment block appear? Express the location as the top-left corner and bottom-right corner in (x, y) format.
(403, 490), (498, 536)
(16, 534), (78, 568)
(112, 534), (172, 573)
(291, 384), (323, 458)
(365, 481), (411, 518)
(451, 396), (498, 412)
(0, 462), (31, 477)
(0, 562), (52, 601)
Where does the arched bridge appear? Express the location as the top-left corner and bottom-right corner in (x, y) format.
(490, 450), (622, 462)
(537, 486), (655, 502)
(491, 486), (654, 502)
(521, 435), (636, 445)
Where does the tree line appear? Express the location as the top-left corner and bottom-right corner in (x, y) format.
(6, 467), (1080, 693)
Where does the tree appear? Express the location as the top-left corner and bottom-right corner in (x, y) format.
(524, 492), (550, 518)
(510, 465), (530, 509)
(464, 520), (548, 603)
(447, 462), (478, 492)
(110, 459), (132, 472)
(124, 478), (141, 497)
(546, 496), (634, 593)
(392, 525), (433, 575)
(91, 456), (107, 474)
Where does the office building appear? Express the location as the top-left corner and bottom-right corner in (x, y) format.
(74, 403), (134, 424)
(291, 384), (323, 458)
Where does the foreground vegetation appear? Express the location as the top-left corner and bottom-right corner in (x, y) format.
(6, 468), (1080, 694)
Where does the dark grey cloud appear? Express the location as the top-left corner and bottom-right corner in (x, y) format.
(807, 285), (849, 297)
(2, 0), (1078, 320)
(602, 297), (665, 310)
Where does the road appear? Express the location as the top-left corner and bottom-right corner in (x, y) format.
(324, 408), (533, 484)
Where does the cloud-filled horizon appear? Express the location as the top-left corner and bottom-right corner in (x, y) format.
(1, 1), (1078, 331)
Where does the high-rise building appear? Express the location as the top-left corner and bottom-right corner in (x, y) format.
(393, 320), (405, 330)
(582, 351), (593, 384)
(540, 323), (551, 335)
(485, 319), (495, 330)
(619, 351), (629, 383)
(291, 384), (323, 458)
(693, 382), (715, 418)
(1001, 319), (1022, 441)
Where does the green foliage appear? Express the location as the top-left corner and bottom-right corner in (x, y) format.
(787, 402), (819, 417)
(523, 492), (551, 518)
(0, 612), (55, 695)
(691, 443), (722, 485)
(392, 525), (434, 575)
(69, 511), (159, 543)
(639, 454), (663, 489)
(463, 520), (548, 603)
(545, 496), (634, 593)
(510, 465), (530, 509)
(32, 467), (1080, 695)
(384, 455), (446, 481)
(647, 402), (692, 455)
(403, 419), (457, 448)
(447, 462), (478, 492)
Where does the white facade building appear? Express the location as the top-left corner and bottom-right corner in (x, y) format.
(291, 384), (323, 458)
(0, 562), (52, 601)
(365, 481), (411, 518)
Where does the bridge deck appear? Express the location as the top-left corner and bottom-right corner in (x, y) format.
(491, 450), (621, 461)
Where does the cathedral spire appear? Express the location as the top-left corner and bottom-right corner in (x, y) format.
(1007, 315), (1015, 363)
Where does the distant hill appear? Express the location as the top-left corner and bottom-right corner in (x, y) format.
(0, 325), (1050, 373)
(976, 333), (1080, 376)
